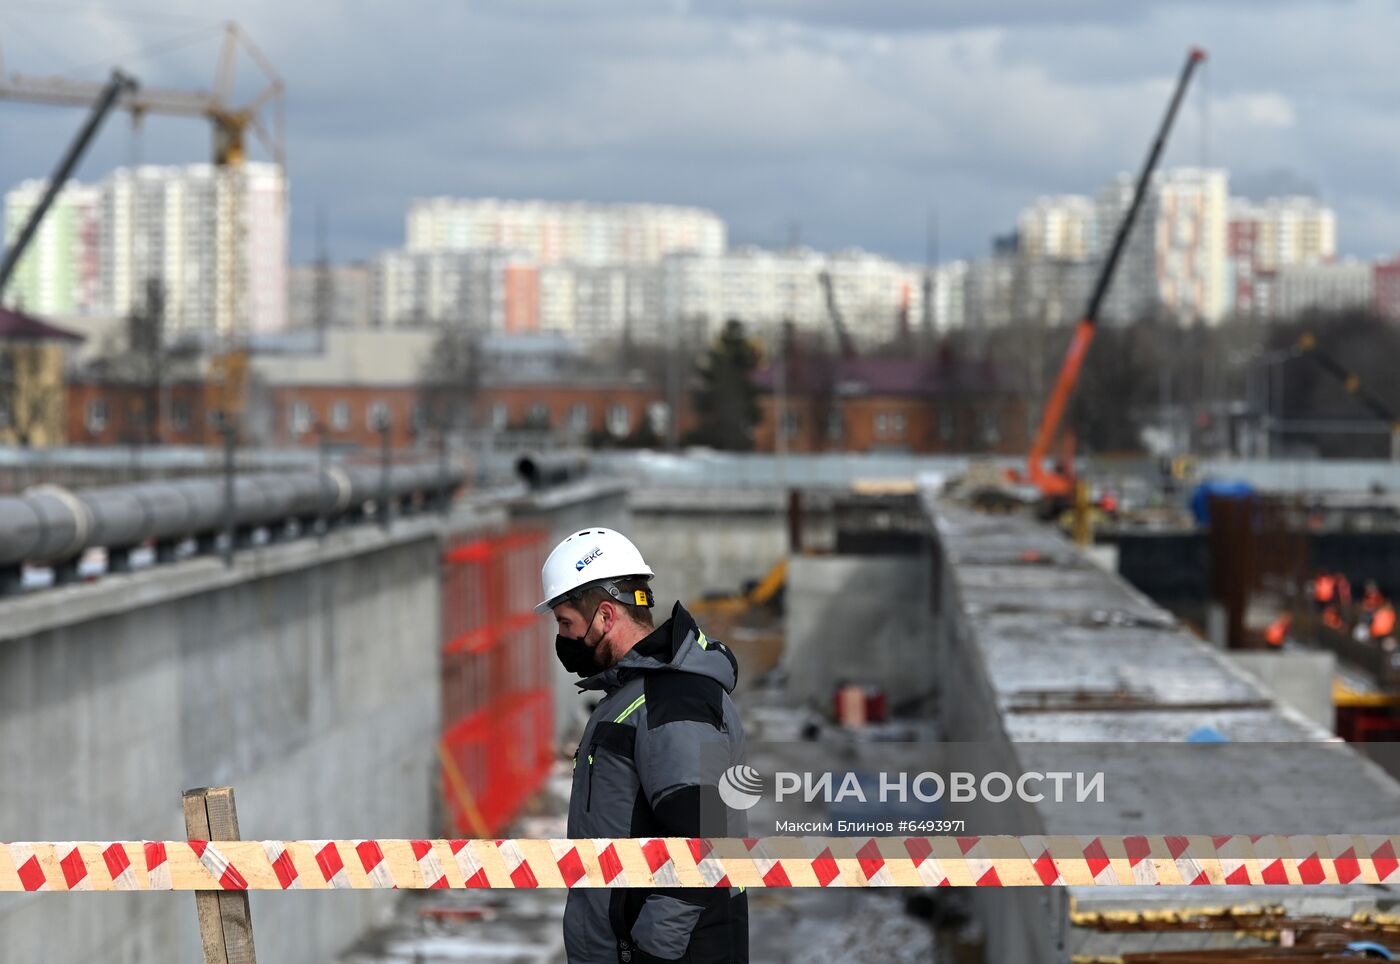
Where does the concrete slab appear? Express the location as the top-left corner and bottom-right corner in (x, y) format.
(924, 497), (1400, 963)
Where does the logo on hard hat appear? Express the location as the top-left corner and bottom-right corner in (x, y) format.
(717, 765), (765, 811)
(576, 547), (603, 572)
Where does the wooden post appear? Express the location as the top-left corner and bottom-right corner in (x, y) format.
(183, 786), (258, 964)
(1072, 479), (1092, 547)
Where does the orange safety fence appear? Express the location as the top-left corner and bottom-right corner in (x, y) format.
(440, 528), (553, 837)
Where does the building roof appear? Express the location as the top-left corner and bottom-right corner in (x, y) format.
(0, 306), (85, 343)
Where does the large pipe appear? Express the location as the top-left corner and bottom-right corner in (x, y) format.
(0, 463), (463, 578)
(516, 452), (590, 490)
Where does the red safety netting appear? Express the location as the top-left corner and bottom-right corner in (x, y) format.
(439, 529), (553, 836)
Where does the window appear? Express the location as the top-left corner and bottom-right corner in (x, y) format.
(288, 400), (312, 437)
(331, 401), (350, 431)
(411, 403), (426, 432)
(891, 412), (907, 438)
(647, 402), (670, 437)
(827, 410), (843, 441)
(874, 413), (889, 438)
(981, 410), (1001, 445)
(490, 402), (508, 431)
(569, 403), (590, 433)
(939, 411), (954, 442)
(607, 404), (631, 437)
(526, 402), (550, 428)
(87, 398), (108, 433)
(172, 399), (192, 433)
(781, 411), (801, 441)
(367, 401), (390, 431)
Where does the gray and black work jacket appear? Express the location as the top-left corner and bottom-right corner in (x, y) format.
(565, 602), (748, 963)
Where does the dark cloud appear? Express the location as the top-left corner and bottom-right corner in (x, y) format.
(692, 0), (1270, 31)
(1, 0), (1396, 268)
(1232, 169), (1320, 201)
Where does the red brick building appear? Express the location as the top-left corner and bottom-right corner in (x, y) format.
(1376, 257), (1400, 323)
(66, 377), (680, 451)
(753, 355), (1028, 455)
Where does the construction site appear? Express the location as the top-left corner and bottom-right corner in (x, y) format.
(4, 7), (1400, 964)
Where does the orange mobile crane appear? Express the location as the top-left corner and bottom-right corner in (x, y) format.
(1013, 47), (1207, 501)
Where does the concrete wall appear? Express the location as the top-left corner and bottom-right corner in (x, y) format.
(1227, 651), (1336, 731)
(781, 554), (936, 711)
(628, 488), (831, 613)
(0, 505), (501, 964)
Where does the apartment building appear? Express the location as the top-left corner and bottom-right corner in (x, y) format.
(4, 163), (288, 337)
(404, 198), (725, 264)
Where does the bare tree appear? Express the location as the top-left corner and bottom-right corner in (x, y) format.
(125, 277), (166, 445)
(416, 321), (482, 446)
(0, 341), (63, 448)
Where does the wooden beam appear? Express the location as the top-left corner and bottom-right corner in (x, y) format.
(183, 787), (258, 964)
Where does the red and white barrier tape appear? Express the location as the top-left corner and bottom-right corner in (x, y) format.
(3, 836), (1397, 892)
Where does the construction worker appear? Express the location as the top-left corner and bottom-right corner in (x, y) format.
(1371, 603), (1396, 642)
(538, 527), (748, 963)
(1314, 573), (1338, 606)
(1323, 606), (1345, 631)
(1264, 613), (1291, 648)
(1362, 580), (1385, 613)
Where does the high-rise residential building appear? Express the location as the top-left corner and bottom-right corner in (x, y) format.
(928, 261), (968, 331)
(373, 249), (530, 329)
(404, 198), (725, 265)
(1017, 195), (1099, 260)
(4, 163), (287, 338)
(963, 253), (1019, 329)
(659, 247), (924, 347)
(375, 242), (924, 348)
(1094, 174), (1160, 325)
(1227, 196), (1337, 318)
(1229, 196), (1336, 271)
(1081, 167), (1228, 325)
(288, 262), (373, 329)
(2, 180), (103, 316)
(1154, 167), (1228, 324)
(1272, 259), (1374, 317)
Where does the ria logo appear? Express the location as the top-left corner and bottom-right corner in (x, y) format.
(717, 765), (765, 811)
(575, 547), (603, 572)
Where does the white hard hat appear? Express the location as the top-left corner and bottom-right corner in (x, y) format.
(535, 527), (654, 614)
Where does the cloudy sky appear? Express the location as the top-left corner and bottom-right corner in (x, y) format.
(1, 0), (1397, 265)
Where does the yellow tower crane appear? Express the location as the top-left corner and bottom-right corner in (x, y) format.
(0, 22), (285, 425)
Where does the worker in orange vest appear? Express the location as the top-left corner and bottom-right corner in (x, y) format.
(1362, 581), (1385, 612)
(1264, 614), (1291, 648)
(1371, 604), (1396, 641)
(1322, 606), (1344, 631)
(1337, 574), (1353, 608)
(1314, 574), (1337, 605)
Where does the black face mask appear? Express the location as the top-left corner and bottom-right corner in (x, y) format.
(555, 604), (607, 677)
(555, 633), (605, 677)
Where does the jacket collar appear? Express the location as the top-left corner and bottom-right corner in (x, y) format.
(577, 601), (738, 694)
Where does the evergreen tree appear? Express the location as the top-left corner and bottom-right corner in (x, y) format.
(687, 318), (761, 450)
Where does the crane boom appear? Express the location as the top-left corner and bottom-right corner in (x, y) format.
(0, 73), (207, 116)
(1295, 332), (1400, 430)
(818, 269), (857, 360)
(1025, 47), (1207, 496)
(0, 24), (284, 167)
(0, 70), (137, 297)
